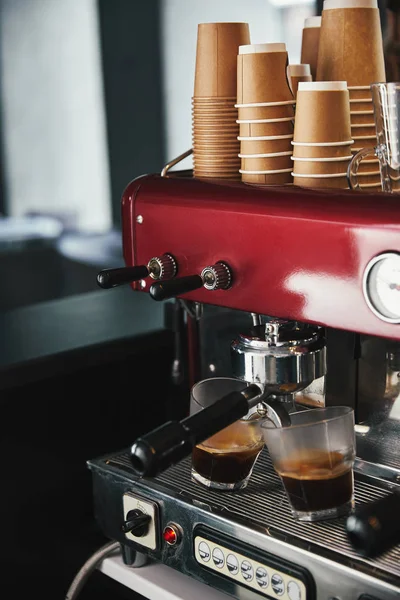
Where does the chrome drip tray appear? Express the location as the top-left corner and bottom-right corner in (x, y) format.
(107, 448), (400, 584)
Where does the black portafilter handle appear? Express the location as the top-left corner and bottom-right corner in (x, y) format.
(149, 275), (203, 301)
(130, 384), (262, 478)
(346, 489), (400, 558)
(96, 265), (149, 289)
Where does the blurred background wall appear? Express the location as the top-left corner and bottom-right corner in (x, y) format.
(0, 0), (395, 311)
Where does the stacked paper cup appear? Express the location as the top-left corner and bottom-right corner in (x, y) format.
(236, 43), (296, 186)
(291, 82), (353, 189)
(287, 64), (312, 99)
(300, 16), (322, 81)
(192, 22), (250, 180)
(317, 0), (386, 190)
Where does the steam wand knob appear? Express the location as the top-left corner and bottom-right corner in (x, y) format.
(97, 253), (177, 289)
(149, 261), (232, 301)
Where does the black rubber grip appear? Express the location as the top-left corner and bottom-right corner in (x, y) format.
(149, 275), (203, 301)
(346, 490), (400, 557)
(130, 386), (260, 477)
(97, 265), (149, 289)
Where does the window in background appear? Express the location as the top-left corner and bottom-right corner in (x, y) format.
(0, 0), (112, 232)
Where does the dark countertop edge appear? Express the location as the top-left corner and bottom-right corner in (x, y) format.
(0, 328), (172, 392)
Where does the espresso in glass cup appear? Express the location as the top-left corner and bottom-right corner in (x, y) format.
(190, 378), (264, 491)
(261, 406), (355, 521)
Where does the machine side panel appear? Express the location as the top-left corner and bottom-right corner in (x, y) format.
(123, 176), (400, 340)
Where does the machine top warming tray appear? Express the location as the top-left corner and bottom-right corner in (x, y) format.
(101, 447), (400, 587)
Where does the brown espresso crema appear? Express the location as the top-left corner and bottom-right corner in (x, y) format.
(192, 420), (263, 484)
(276, 449), (353, 512)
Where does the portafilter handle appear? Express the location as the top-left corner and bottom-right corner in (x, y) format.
(130, 385), (290, 478)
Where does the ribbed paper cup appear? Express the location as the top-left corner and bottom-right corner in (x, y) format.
(300, 16), (321, 80)
(350, 100), (373, 112)
(294, 82), (351, 143)
(240, 170), (293, 185)
(351, 155), (379, 173)
(237, 43), (294, 105)
(194, 23), (250, 97)
(238, 119), (294, 137)
(349, 86), (372, 101)
(237, 103), (295, 120)
(291, 141), (354, 159)
(350, 111), (375, 125)
(354, 171), (381, 184)
(292, 140), (354, 158)
(287, 64), (312, 98)
(351, 124), (376, 137)
(317, 0), (385, 86)
(292, 156), (351, 175)
(239, 135), (293, 154)
(194, 172), (241, 180)
(241, 154), (292, 171)
(293, 173), (349, 188)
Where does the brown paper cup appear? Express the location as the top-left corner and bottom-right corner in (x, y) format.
(294, 86), (351, 143)
(353, 158), (379, 173)
(237, 50), (294, 104)
(316, 7), (386, 86)
(194, 22), (250, 97)
(240, 171), (293, 185)
(292, 157), (351, 175)
(238, 120), (294, 137)
(350, 124), (376, 137)
(350, 111), (375, 125)
(240, 138), (293, 154)
(355, 171), (381, 184)
(349, 100), (373, 112)
(300, 18), (321, 80)
(241, 154), (292, 171)
(292, 142), (354, 158)
(349, 88), (372, 101)
(293, 175), (349, 189)
(194, 173), (241, 180)
(237, 104), (295, 120)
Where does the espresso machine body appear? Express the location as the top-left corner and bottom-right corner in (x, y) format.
(89, 173), (400, 599)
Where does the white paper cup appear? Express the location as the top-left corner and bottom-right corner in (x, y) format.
(238, 43), (286, 54)
(240, 168), (292, 174)
(239, 135), (293, 141)
(237, 118), (294, 123)
(291, 155), (352, 162)
(235, 101), (296, 108)
(304, 16), (322, 28)
(291, 171), (348, 178)
(298, 81), (347, 92)
(239, 152), (292, 158)
(323, 0), (377, 8)
(291, 140), (354, 146)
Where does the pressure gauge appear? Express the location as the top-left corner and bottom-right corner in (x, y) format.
(363, 252), (400, 323)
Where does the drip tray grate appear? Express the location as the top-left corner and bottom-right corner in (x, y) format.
(107, 449), (400, 582)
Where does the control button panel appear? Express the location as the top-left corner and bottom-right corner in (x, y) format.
(123, 493), (158, 550)
(195, 535), (307, 599)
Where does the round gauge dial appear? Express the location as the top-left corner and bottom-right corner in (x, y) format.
(363, 252), (400, 323)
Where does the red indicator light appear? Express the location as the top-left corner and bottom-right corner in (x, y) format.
(163, 525), (179, 545)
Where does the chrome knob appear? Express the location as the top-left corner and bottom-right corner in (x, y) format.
(201, 261), (232, 291)
(147, 253), (177, 280)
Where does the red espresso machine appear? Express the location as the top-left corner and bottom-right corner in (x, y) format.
(89, 159), (400, 600)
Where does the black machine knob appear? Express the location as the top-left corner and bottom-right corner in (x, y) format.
(121, 509), (151, 537)
(346, 490), (400, 558)
(97, 253), (177, 289)
(149, 261), (232, 301)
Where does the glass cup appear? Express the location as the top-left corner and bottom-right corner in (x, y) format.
(190, 377), (264, 491)
(261, 406), (355, 521)
(348, 82), (400, 193)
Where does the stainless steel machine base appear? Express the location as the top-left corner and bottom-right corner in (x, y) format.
(88, 449), (400, 600)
